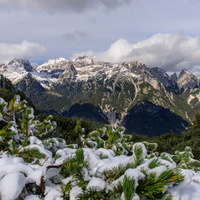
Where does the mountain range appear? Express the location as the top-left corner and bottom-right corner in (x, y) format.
(1, 57), (200, 136)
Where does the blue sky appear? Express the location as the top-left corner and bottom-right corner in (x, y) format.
(0, 0), (200, 75)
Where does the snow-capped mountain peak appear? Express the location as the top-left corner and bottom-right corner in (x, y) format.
(73, 56), (94, 65)
(7, 59), (33, 72)
(1, 56), (200, 91)
(36, 57), (69, 72)
(1, 56), (199, 136)
(0, 59), (35, 83)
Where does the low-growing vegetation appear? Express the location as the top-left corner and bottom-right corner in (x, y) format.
(0, 95), (200, 199)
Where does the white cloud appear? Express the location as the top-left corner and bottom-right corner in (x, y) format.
(0, 41), (45, 64)
(78, 33), (200, 73)
(0, 0), (133, 13)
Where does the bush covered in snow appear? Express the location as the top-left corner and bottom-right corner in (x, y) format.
(1, 95), (200, 200)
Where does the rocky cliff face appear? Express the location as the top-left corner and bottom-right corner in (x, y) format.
(148, 67), (171, 87)
(1, 57), (200, 136)
(177, 69), (200, 90)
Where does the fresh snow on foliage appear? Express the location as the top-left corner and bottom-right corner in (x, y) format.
(0, 172), (26, 200)
(86, 177), (106, 191)
(1, 95), (200, 199)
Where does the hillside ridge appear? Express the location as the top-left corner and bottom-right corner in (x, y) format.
(1, 57), (200, 135)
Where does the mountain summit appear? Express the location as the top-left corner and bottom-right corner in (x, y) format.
(1, 57), (200, 136)
(177, 69), (200, 89)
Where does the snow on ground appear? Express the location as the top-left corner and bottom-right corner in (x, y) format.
(1, 143), (200, 199)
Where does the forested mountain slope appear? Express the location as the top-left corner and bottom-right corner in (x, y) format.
(2, 57), (200, 135)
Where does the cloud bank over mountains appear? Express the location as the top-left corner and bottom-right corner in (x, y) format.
(76, 33), (200, 73)
(1, 33), (200, 76)
(0, 0), (133, 13)
(0, 41), (45, 64)
(1, 0), (200, 76)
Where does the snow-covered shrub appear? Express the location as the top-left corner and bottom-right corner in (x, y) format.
(0, 95), (56, 152)
(84, 125), (134, 155)
(1, 96), (200, 199)
(173, 146), (200, 172)
(60, 143), (185, 200)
